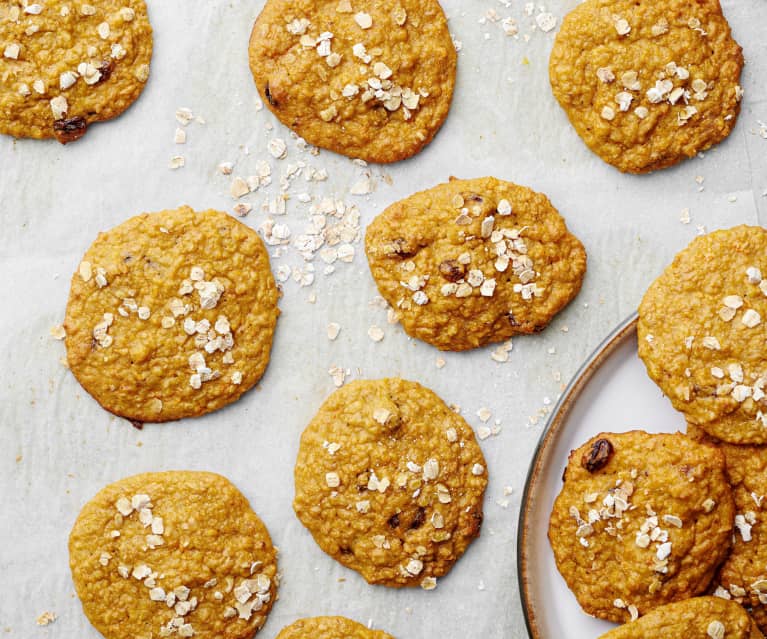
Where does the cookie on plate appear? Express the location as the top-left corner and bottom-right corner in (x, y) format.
(549, 0), (743, 173)
(276, 616), (394, 639)
(64, 206), (280, 424)
(69, 471), (278, 639)
(293, 378), (487, 588)
(688, 424), (767, 632)
(597, 597), (763, 639)
(0, 0), (152, 143)
(365, 177), (586, 351)
(248, 0), (456, 163)
(638, 226), (767, 444)
(548, 431), (734, 622)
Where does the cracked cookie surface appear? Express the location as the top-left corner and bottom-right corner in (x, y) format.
(365, 177), (586, 351)
(293, 378), (487, 588)
(0, 0), (152, 142)
(549, 431), (734, 622)
(549, 0), (743, 173)
(639, 226), (767, 444)
(69, 471), (278, 639)
(248, 0), (455, 163)
(64, 206), (280, 423)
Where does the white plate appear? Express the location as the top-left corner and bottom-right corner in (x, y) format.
(517, 313), (690, 638)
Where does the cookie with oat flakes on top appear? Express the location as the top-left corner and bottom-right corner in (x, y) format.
(596, 597), (764, 639)
(549, 0), (743, 173)
(364, 177), (586, 352)
(687, 424), (767, 633)
(0, 0), (152, 143)
(64, 206), (280, 424)
(293, 378), (487, 588)
(639, 226), (767, 444)
(69, 471), (278, 639)
(276, 616), (394, 639)
(548, 431), (734, 623)
(247, 0), (456, 163)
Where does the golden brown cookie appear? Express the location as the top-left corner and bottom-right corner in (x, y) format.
(276, 616), (394, 639)
(638, 226), (767, 444)
(688, 424), (767, 632)
(293, 378), (487, 588)
(0, 0), (152, 143)
(548, 431), (735, 623)
(64, 206), (280, 424)
(364, 177), (586, 351)
(549, 0), (743, 173)
(248, 0), (456, 163)
(596, 597), (763, 639)
(69, 471), (278, 639)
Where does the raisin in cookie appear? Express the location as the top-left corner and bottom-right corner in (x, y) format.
(365, 177), (586, 351)
(276, 617), (394, 639)
(549, 431), (734, 622)
(639, 226), (767, 444)
(550, 0), (743, 173)
(64, 206), (280, 424)
(688, 424), (767, 632)
(0, 0), (152, 142)
(293, 378), (487, 588)
(69, 471), (278, 639)
(248, 0), (455, 163)
(597, 597), (763, 639)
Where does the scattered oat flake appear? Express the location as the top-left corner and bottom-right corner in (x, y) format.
(477, 407), (492, 423)
(169, 156), (185, 170)
(535, 12), (556, 32)
(368, 325), (384, 342)
(50, 324), (66, 340)
(36, 612), (57, 626)
(327, 322), (341, 340)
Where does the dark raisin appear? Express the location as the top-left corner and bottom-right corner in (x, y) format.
(384, 238), (415, 258)
(53, 116), (87, 144)
(506, 312), (520, 327)
(95, 59), (115, 84)
(581, 438), (614, 472)
(130, 420), (144, 430)
(465, 193), (483, 202)
(408, 507), (426, 530)
(387, 513), (401, 529)
(265, 82), (277, 106)
(439, 259), (465, 282)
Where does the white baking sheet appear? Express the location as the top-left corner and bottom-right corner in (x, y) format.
(0, 0), (765, 637)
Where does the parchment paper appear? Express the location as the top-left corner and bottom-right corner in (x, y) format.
(1, 1), (765, 637)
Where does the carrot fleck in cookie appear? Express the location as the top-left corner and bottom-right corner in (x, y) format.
(639, 226), (767, 444)
(248, 0), (456, 163)
(0, 0), (153, 142)
(549, 431), (734, 622)
(549, 0), (743, 173)
(365, 177), (586, 351)
(64, 206), (280, 423)
(293, 378), (487, 588)
(69, 471), (278, 639)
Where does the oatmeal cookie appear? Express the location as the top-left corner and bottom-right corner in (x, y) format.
(248, 0), (456, 163)
(688, 424), (767, 632)
(548, 431), (734, 622)
(549, 0), (743, 173)
(276, 616), (394, 639)
(597, 597), (763, 639)
(638, 226), (767, 444)
(0, 0), (152, 142)
(64, 206), (280, 424)
(364, 177), (586, 351)
(293, 378), (487, 588)
(69, 471), (278, 639)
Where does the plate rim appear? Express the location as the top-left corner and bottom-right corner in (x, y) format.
(516, 312), (640, 639)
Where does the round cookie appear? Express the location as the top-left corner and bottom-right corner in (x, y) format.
(548, 431), (735, 622)
(69, 471), (278, 639)
(276, 617), (394, 639)
(688, 424), (767, 633)
(638, 226), (767, 444)
(596, 597), (764, 639)
(293, 378), (487, 588)
(364, 177), (587, 351)
(549, 0), (744, 173)
(64, 206), (280, 424)
(0, 0), (152, 143)
(248, 0), (456, 163)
